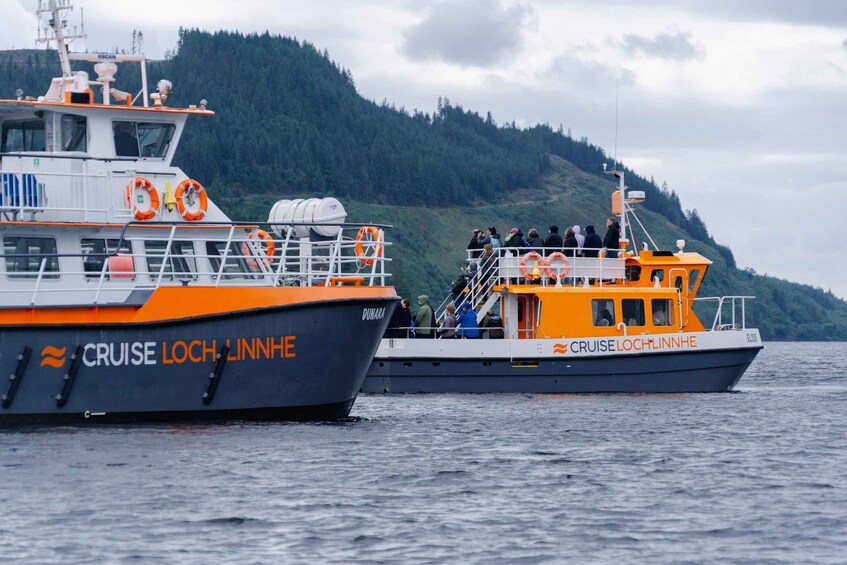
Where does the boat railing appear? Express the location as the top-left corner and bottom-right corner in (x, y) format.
(0, 221), (392, 306)
(0, 161), (136, 221)
(436, 248), (626, 323)
(693, 296), (755, 331)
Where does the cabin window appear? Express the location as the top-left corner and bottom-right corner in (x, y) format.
(2, 236), (59, 278)
(674, 276), (684, 292)
(650, 269), (664, 284)
(622, 299), (646, 327)
(145, 240), (197, 281)
(652, 299), (675, 326)
(689, 269), (701, 294)
(113, 121), (175, 158)
(592, 298), (616, 327)
(61, 115), (87, 152)
(626, 265), (641, 282)
(206, 241), (256, 280)
(81, 238), (133, 280)
(1, 120), (46, 153)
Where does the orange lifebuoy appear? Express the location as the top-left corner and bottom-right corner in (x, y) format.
(175, 179), (208, 221)
(543, 252), (570, 279)
(242, 229), (276, 270)
(125, 177), (160, 221)
(519, 251), (543, 281)
(355, 226), (383, 267)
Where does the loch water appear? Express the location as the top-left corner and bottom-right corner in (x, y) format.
(0, 342), (845, 564)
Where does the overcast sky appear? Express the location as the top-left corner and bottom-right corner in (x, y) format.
(4, 0), (846, 297)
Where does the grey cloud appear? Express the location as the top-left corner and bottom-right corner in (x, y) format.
(843, 38), (847, 53)
(402, 0), (532, 67)
(614, 32), (703, 61)
(547, 53), (636, 90)
(570, 0), (847, 27)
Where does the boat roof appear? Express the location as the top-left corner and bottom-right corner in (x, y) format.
(0, 99), (214, 116)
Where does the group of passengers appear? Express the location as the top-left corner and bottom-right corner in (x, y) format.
(466, 217), (621, 260)
(383, 295), (504, 340)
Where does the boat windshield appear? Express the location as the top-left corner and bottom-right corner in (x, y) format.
(112, 121), (175, 158)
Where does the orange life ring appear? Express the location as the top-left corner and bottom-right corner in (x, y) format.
(543, 252), (570, 279)
(242, 229), (276, 270)
(355, 226), (383, 267)
(175, 179), (208, 221)
(125, 177), (159, 221)
(519, 251), (543, 280)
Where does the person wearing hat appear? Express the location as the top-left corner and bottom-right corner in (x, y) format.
(544, 225), (563, 256)
(525, 228), (544, 251)
(506, 227), (526, 249)
(414, 295), (435, 338)
(456, 302), (481, 339)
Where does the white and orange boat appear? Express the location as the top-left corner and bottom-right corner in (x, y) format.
(0, 1), (397, 423)
(363, 170), (762, 393)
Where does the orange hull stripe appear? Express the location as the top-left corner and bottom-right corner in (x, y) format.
(0, 286), (397, 326)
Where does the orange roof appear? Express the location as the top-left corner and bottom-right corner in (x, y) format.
(0, 99), (214, 116)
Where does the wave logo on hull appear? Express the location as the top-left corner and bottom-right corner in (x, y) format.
(553, 343), (568, 355)
(40, 346), (67, 368)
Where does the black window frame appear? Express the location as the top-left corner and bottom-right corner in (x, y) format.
(112, 120), (176, 159)
(145, 240), (197, 282)
(3, 236), (59, 279)
(81, 238), (134, 280)
(592, 298), (616, 327)
(1, 120), (46, 153)
(622, 298), (646, 327)
(61, 114), (88, 152)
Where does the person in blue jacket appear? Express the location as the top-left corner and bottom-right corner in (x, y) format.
(456, 302), (481, 339)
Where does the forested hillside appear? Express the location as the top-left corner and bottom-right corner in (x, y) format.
(1, 30), (845, 340)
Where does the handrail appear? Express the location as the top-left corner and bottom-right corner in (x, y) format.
(694, 296), (755, 331)
(0, 222), (394, 306)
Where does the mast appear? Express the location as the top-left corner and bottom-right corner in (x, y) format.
(36, 0), (86, 77)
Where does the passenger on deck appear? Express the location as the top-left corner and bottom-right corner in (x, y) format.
(573, 225), (585, 253)
(563, 227), (579, 257)
(480, 310), (505, 339)
(506, 228), (526, 250)
(385, 298), (413, 338)
(467, 229), (484, 259)
(439, 304), (458, 338)
(583, 225), (602, 258)
(456, 302), (481, 339)
(414, 295), (436, 338)
(604, 216), (621, 258)
(478, 244), (497, 279)
(544, 225), (563, 256)
(487, 227), (501, 251)
(525, 228), (544, 251)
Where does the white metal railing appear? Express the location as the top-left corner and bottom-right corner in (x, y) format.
(694, 296), (755, 331)
(436, 248), (627, 322)
(0, 164), (135, 220)
(0, 221), (392, 306)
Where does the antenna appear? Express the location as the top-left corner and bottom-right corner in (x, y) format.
(613, 77), (619, 170)
(35, 0), (87, 77)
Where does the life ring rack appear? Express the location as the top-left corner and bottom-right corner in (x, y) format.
(519, 251), (544, 281)
(125, 177), (160, 221)
(543, 252), (570, 280)
(355, 226), (383, 267)
(175, 179), (209, 221)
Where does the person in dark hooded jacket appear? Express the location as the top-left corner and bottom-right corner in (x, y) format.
(467, 229), (484, 258)
(603, 217), (621, 258)
(543, 225), (563, 256)
(582, 224), (602, 257)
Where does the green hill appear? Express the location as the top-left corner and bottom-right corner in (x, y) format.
(1, 30), (845, 340)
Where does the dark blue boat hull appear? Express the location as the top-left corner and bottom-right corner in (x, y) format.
(363, 346), (762, 393)
(0, 298), (396, 423)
